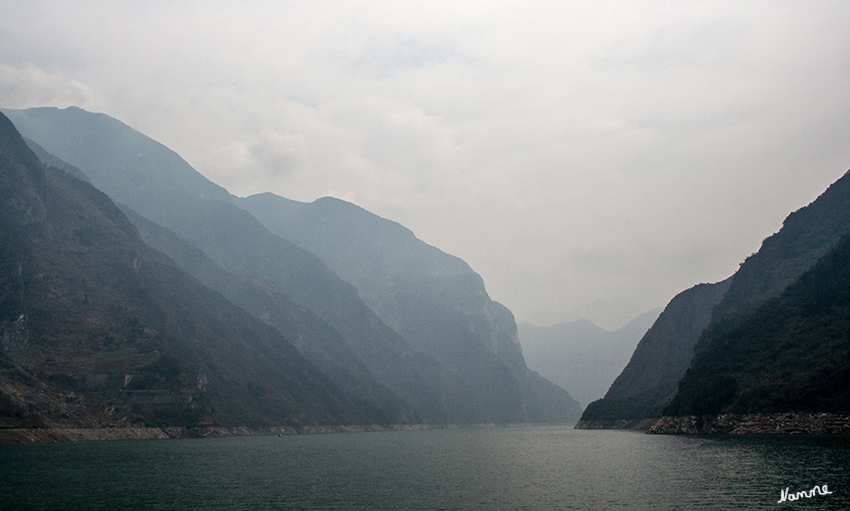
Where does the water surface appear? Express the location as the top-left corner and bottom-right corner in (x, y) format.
(2, 426), (848, 510)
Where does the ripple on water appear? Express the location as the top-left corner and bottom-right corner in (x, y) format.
(1, 427), (849, 510)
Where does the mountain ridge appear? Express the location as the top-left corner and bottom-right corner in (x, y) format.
(0, 110), (374, 430)
(578, 168), (850, 429)
(237, 192), (581, 423)
(664, 230), (850, 418)
(5, 106), (468, 424)
(6, 106), (579, 425)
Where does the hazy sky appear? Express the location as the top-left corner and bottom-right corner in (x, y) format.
(2, 1), (850, 328)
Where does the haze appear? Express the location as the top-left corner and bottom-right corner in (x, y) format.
(2, 1), (849, 329)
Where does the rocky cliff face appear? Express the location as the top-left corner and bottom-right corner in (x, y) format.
(238, 193), (582, 423)
(5, 106), (484, 425)
(6, 106), (580, 425)
(579, 169), (850, 431)
(577, 280), (730, 427)
(663, 229), (850, 420)
(0, 110), (373, 430)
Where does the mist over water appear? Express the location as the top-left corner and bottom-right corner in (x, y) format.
(3, 427), (849, 510)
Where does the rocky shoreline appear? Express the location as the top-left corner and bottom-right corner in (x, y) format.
(7, 414), (848, 445)
(0, 424), (414, 445)
(647, 412), (850, 435)
(573, 418), (659, 431)
(0, 422), (565, 445)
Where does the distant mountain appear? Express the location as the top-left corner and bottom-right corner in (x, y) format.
(578, 168), (850, 429)
(0, 111), (370, 429)
(526, 298), (647, 331)
(4, 106), (469, 424)
(237, 193), (582, 423)
(665, 230), (850, 417)
(519, 308), (660, 408)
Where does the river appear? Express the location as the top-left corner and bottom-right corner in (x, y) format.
(2, 426), (848, 509)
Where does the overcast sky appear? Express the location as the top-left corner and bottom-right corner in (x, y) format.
(2, 1), (850, 329)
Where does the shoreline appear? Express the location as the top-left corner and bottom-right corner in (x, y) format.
(573, 418), (659, 431)
(11, 413), (850, 444)
(576, 413), (850, 435)
(0, 422), (570, 446)
(647, 412), (850, 435)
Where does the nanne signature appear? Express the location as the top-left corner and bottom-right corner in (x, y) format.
(778, 484), (832, 503)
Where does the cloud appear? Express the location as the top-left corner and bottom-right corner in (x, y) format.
(346, 37), (466, 77)
(202, 128), (309, 195)
(2, 1), (850, 325)
(0, 63), (98, 109)
(596, 18), (749, 72)
(250, 129), (309, 177)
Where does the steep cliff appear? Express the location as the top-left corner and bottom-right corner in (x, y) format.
(238, 193), (582, 423)
(577, 280), (730, 426)
(665, 231), (850, 418)
(0, 111), (372, 429)
(6, 106), (581, 424)
(579, 169), (850, 429)
(5, 106), (470, 424)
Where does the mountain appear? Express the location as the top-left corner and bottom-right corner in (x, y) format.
(237, 193), (582, 423)
(696, 169), (850, 348)
(6, 106), (579, 424)
(578, 168), (850, 429)
(577, 280), (731, 426)
(526, 298), (647, 331)
(662, 230), (850, 421)
(518, 308), (661, 408)
(118, 205), (416, 425)
(4, 106), (470, 424)
(0, 110), (371, 429)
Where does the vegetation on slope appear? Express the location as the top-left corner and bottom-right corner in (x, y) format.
(579, 280), (730, 422)
(665, 232), (850, 416)
(580, 169), (850, 426)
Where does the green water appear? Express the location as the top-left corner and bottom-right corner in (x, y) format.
(2, 427), (849, 510)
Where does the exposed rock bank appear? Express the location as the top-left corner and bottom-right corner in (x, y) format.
(0, 422), (561, 445)
(574, 418), (659, 431)
(647, 413), (850, 435)
(0, 425), (404, 445)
